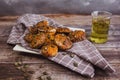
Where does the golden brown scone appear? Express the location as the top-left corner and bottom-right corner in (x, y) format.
(29, 20), (49, 33)
(56, 27), (71, 34)
(38, 26), (56, 34)
(69, 30), (85, 42)
(24, 33), (34, 43)
(54, 34), (72, 50)
(29, 20), (56, 34)
(29, 33), (46, 48)
(45, 32), (55, 45)
(29, 26), (38, 34)
(41, 44), (58, 57)
(48, 26), (56, 34)
(36, 20), (49, 28)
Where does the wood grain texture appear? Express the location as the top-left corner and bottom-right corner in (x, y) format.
(0, 14), (120, 80)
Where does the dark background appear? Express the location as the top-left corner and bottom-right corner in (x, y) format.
(0, 0), (120, 16)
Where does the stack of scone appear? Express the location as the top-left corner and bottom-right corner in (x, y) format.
(24, 20), (85, 57)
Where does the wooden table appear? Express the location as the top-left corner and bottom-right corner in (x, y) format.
(0, 14), (120, 80)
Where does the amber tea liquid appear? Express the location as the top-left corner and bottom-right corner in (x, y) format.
(90, 17), (110, 43)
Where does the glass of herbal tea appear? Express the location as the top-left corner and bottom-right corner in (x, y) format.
(90, 11), (112, 43)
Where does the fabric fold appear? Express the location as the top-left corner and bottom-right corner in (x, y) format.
(68, 39), (115, 73)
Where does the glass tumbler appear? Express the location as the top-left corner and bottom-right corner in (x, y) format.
(90, 11), (112, 43)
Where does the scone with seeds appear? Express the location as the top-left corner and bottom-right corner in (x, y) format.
(30, 33), (46, 48)
(41, 44), (58, 57)
(45, 33), (55, 45)
(38, 26), (56, 33)
(29, 20), (49, 33)
(56, 27), (71, 34)
(29, 26), (38, 34)
(54, 34), (72, 50)
(69, 30), (85, 42)
(24, 33), (34, 43)
(36, 20), (49, 28)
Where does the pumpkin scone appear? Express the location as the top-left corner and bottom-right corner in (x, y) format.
(54, 34), (72, 50)
(45, 32), (55, 45)
(69, 30), (86, 42)
(29, 20), (49, 33)
(56, 27), (71, 34)
(41, 44), (58, 57)
(36, 20), (49, 28)
(24, 33), (34, 43)
(29, 33), (46, 48)
(29, 26), (38, 34)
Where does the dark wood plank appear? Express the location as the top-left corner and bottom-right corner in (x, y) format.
(0, 14), (120, 25)
(0, 63), (24, 80)
(0, 63), (119, 80)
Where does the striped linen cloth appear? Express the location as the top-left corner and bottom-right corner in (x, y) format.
(7, 14), (115, 78)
